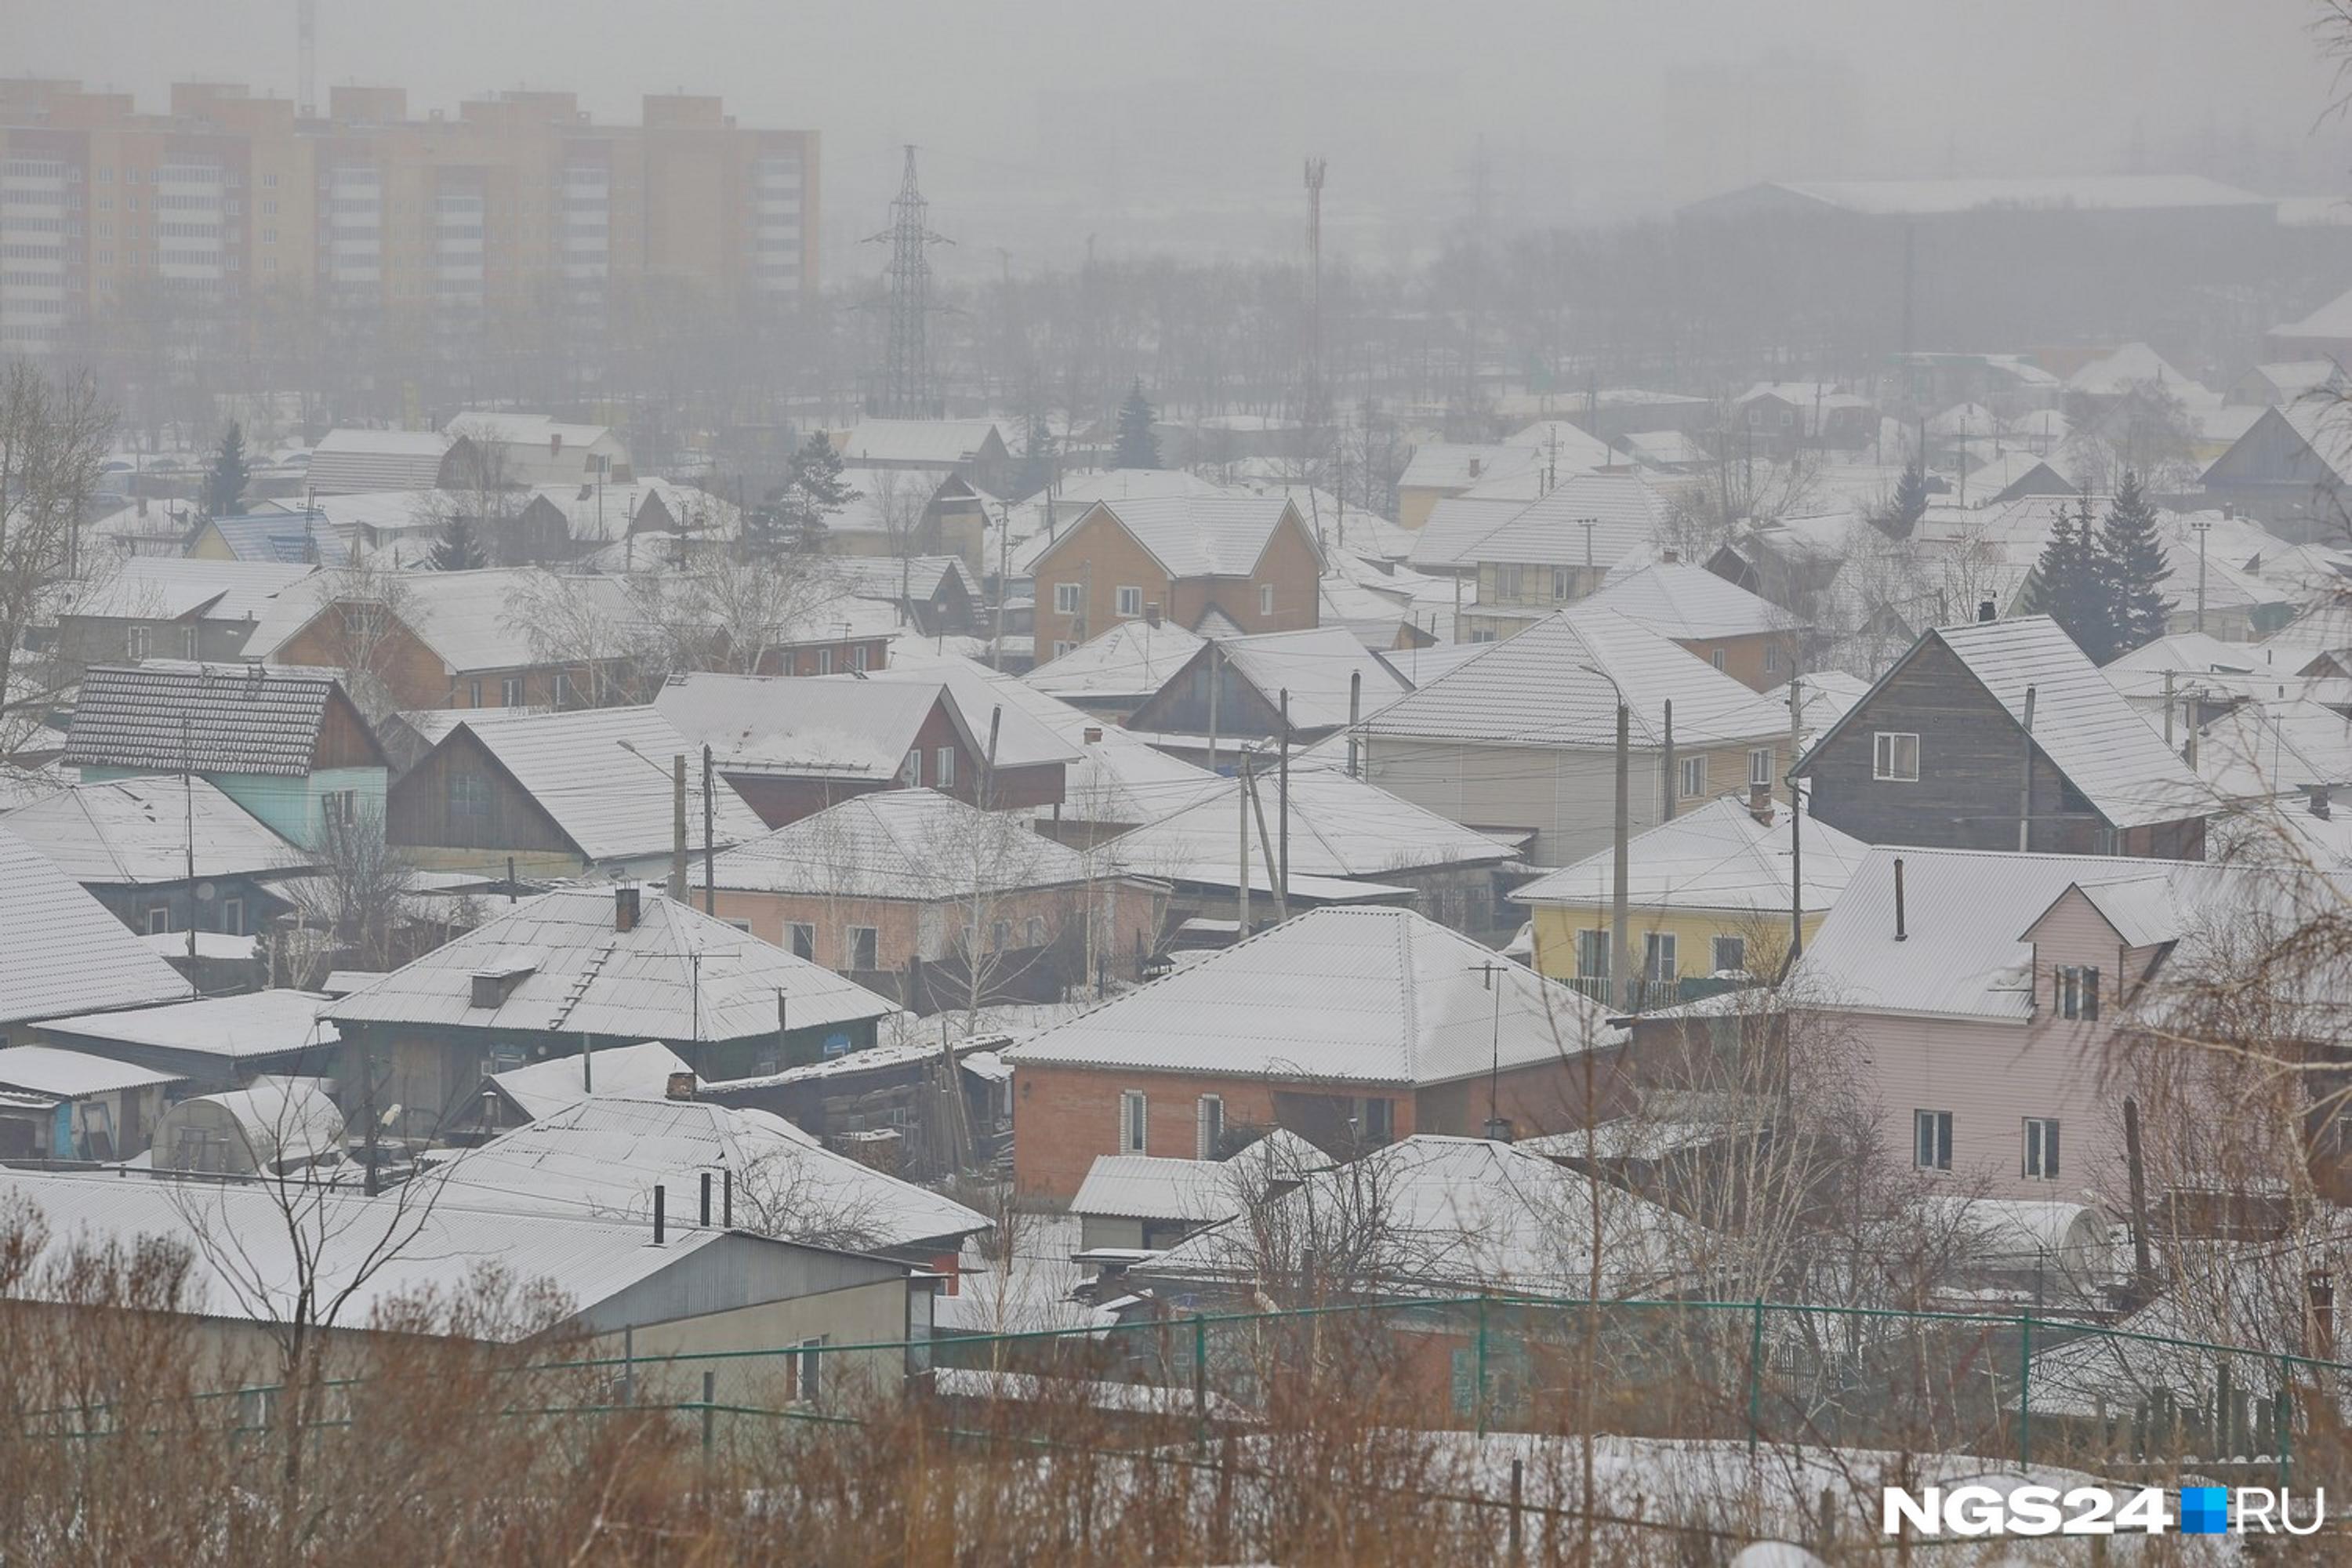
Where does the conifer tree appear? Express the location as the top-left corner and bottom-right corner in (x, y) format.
(2032, 491), (2113, 661)
(1113, 380), (1160, 469)
(201, 422), (249, 520)
(431, 513), (486, 571)
(753, 430), (858, 554)
(2098, 470), (2172, 658)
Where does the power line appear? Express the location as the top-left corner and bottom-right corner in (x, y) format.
(863, 146), (954, 419)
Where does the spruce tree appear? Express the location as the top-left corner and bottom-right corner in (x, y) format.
(1113, 380), (1160, 469)
(2033, 491), (2113, 661)
(754, 430), (858, 554)
(1870, 461), (1930, 539)
(202, 422), (249, 520)
(1012, 410), (1056, 499)
(432, 512), (487, 571)
(2098, 470), (2172, 658)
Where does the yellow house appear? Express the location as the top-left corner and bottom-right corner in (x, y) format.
(1511, 793), (1870, 1008)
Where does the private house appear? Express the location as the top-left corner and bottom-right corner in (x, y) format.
(1022, 618), (1208, 720)
(0, 1045), (183, 1160)
(700, 1033), (1015, 1180)
(1007, 906), (1632, 1202)
(1122, 625), (1414, 760)
(1733, 382), (1879, 456)
(1356, 610), (1795, 866)
(0, 826), (191, 1047)
(837, 418), (1013, 495)
(1029, 495), (1323, 666)
(819, 471), (993, 579)
(324, 886), (900, 1134)
(696, 788), (1166, 1008)
(655, 670), (1073, 828)
(1566, 562), (1806, 691)
(387, 706), (769, 881)
(186, 510), (353, 566)
(303, 427), (471, 494)
(1419, 473), (1675, 640)
(830, 554), (979, 637)
(478, 1039), (693, 1129)
(62, 662), (390, 847)
(1510, 792), (1871, 1007)
(2227, 361), (2347, 407)
(2199, 403), (2352, 540)
(30, 989), (339, 1093)
(525, 477), (740, 557)
(0, 775), (307, 938)
(0, 1167), (935, 1396)
(241, 568), (642, 711)
(1394, 443), (1543, 530)
(1068, 1127), (1327, 1252)
(49, 557), (318, 686)
(1793, 615), (2213, 859)
(443, 412), (633, 486)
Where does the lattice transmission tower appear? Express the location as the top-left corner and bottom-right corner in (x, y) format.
(864, 145), (953, 418)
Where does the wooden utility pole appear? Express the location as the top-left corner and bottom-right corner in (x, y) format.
(1236, 750), (1251, 938)
(1248, 758), (1285, 925)
(2018, 687), (2038, 854)
(1788, 673), (1805, 962)
(1660, 699), (1676, 822)
(1611, 702), (1632, 1012)
(1205, 642), (1221, 774)
(702, 745), (717, 916)
(670, 754), (688, 903)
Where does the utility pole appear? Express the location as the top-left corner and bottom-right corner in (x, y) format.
(2194, 515), (2212, 634)
(702, 744), (717, 916)
(864, 146), (953, 418)
(670, 754), (688, 904)
(1236, 750), (1252, 938)
(1277, 688), (1291, 906)
(182, 717), (198, 984)
(1788, 672), (1804, 963)
(2018, 687), (2038, 854)
(1660, 699), (1676, 822)
(1204, 641), (1221, 775)
(1471, 959), (1511, 1140)
(1612, 702), (1632, 1014)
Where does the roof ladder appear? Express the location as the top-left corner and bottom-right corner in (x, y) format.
(546, 936), (621, 1035)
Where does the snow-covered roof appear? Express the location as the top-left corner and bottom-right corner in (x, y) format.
(34, 989), (337, 1062)
(64, 661), (354, 778)
(0, 1044), (183, 1095)
(2067, 342), (2194, 397)
(1070, 1129), (1327, 1222)
(325, 887), (895, 1041)
(838, 418), (1004, 466)
(438, 1094), (989, 1250)
(1207, 625), (1414, 730)
(1398, 442), (1541, 493)
(2273, 282), (2352, 344)
(1025, 618), (1207, 701)
(1502, 421), (1619, 473)
(1566, 563), (1798, 641)
(818, 665), (1080, 770)
(1011, 906), (1621, 1084)
(1, 775), (299, 884)
(1037, 495), (1310, 581)
(242, 568), (637, 674)
(448, 706), (768, 863)
(2192, 697), (2352, 802)
(1139, 1135), (1701, 1298)
(702, 788), (1094, 900)
(488, 1040), (693, 1120)
(1362, 609), (1791, 751)
(69, 557), (318, 625)
(1512, 795), (1869, 918)
(1107, 766), (1512, 884)
(306, 427), (454, 494)
(655, 669), (1070, 779)
(1720, 175), (2270, 219)
(0, 826), (193, 1026)
(1803, 615), (2213, 831)
(1410, 470), (1670, 572)
(1618, 430), (1709, 469)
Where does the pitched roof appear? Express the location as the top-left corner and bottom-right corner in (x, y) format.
(1398, 442), (1541, 492)
(241, 568), (637, 673)
(488, 1040), (692, 1120)
(811, 666), (1079, 770)
(449, 706), (768, 862)
(2067, 342), (2194, 396)
(1025, 618), (1207, 701)
(1010, 906), (1622, 1084)
(1410, 470), (1670, 572)
(828, 554), (970, 604)
(306, 427), (454, 494)
(1359, 610), (1791, 751)
(1708, 175), (2270, 219)
(1566, 563), (1799, 641)
(1798, 615), (2212, 830)
(325, 887), (896, 1041)
(0, 775), (300, 884)
(0, 826), (190, 1026)
(1107, 767), (1512, 884)
(2191, 697), (2352, 802)
(656, 669), (1070, 779)
(68, 557), (318, 625)
(63, 662), (350, 777)
(0, 1044), (184, 1095)
(1039, 495), (1310, 580)
(1207, 626), (1414, 730)
(1070, 1129), (1328, 1222)
(2273, 283), (2352, 344)
(33, 989), (337, 1062)
(839, 418), (1004, 466)
(1512, 794), (1870, 918)
(197, 512), (352, 566)
(702, 788), (1092, 900)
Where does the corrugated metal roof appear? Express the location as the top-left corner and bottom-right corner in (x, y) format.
(326, 887), (896, 1040)
(1566, 563), (1798, 641)
(455, 706), (768, 863)
(243, 568), (637, 674)
(70, 557), (318, 624)
(840, 418), (1004, 466)
(704, 787), (1092, 900)
(0, 1044), (184, 1095)
(34, 989), (337, 1062)
(488, 1040), (692, 1120)
(1108, 767), (1511, 883)
(1398, 442), (1542, 492)
(835, 666), (1078, 770)
(307, 427), (453, 495)
(2, 775), (301, 884)
(1512, 794), (1870, 917)
(0, 826), (217, 1025)
(64, 662), (344, 777)
(1026, 619), (1207, 699)
(1037, 495), (1308, 581)
(1360, 610), (1791, 752)
(655, 674), (942, 779)
(1410, 471), (1668, 572)
(1212, 626), (1414, 731)
(1010, 906), (1622, 1084)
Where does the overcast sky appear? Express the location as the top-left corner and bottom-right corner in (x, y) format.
(10, 0), (2347, 276)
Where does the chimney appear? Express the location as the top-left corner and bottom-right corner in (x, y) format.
(1144, 602), (1162, 627)
(136, 494), (148, 517)
(1748, 781), (1773, 824)
(1083, 726), (1103, 743)
(1467, 456), (1483, 479)
(652, 1183), (666, 1244)
(2310, 785), (2333, 821)
(1661, 548), (1679, 565)
(550, 431), (563, 457)
(665, 1070), (698, 1102)
(614, 884), (641, 933)
(2221, 503), (2236, 522)
(1893, 857), (1907, 942)
(1977, 600), (1997, 623)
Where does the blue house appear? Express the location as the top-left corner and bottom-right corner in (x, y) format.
(63, 662), (390, 847)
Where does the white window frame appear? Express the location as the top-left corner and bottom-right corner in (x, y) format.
(1054, 581), (1082, 615)
(786, 922), (815, 961)
(2056, 964), (2101, 1021)
(1051, 641), (1076, 657)
(500, 676), (524, 706)
(143, 906), (171, 935)
(1552, 566), (1570, 601)
(1196, 1094), (1224, 1160)
(1575, 927), (1610, 979)
(2023, 1117), (2060, 1180)
(1258, 583), (1274, 616)
(1677, 755), (1706, 800)
(219, 897), (244, 936)
(1750, 747), (1773, 788)
(815, 648), (833, 675)
(851, 643), (869, 671)
(1642, 931), (1678, 983)
(901, 750), (921, 786)
(1115, 585), (1142, 618)
(1914, 1109), (1953, 1172)
(1119, 1089), (1148, 1155)
(1711, 648), (1726, 670)
(935, 746), (956, 789)
(789, 1336), (823, 1404)
(1764, 642), (1784, 673)
(126, 624), (150, 661)
(1711, 934), (1745, 975)
(1872, 731), (1920, 782)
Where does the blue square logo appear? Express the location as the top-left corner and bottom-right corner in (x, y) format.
(2179, 1486), (2229, 1535)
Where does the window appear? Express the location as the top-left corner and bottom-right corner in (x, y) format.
(851, 643), (869, 672)
(449, 771), (490, 817)
(180, 626), (198, 659)
(1750, 747), (1773, 788)
(815, 648), (833, 675)
(2056, 965), (2101, 1021)
(499, 676), (524, 706)
(1914, 1109), (1953, 1172)
(1052, 641), (1076, 657)
(1259, 583), (1275, 616)
(126, 624), (149, 660)
(1711, 648), (1727, 671)
(902, 750), (922, 786)
(1120, 1090), (1149, 1154)
(1115, 586), (1142, 618)
(848, 927), (879, 970)
(1711, 935), (1746, 975)
(468, 680), (484, 707)
(1054, 582), (1081, 615)
(989, 919), (1011, 951)
(1196, 1094), (1224, 1159)
(218, 897), (244, 937)
(1025, 916), (1046, 946)
(321, 790), (358, 829)
(143, 906), (171, 935)
(1765, 643), (1784, 673)
(935, 747), (956, 789)
(789, 1337), (823, 1404)
(1499, 564), (1524, 598)
(1872, 731), (1920, 782)
(1677, 755), (1706, 800)
(786, 923), (815, 961)
(1642, 931), (1678, 982)
(1552, 566), (1570, 601)
(1362, 1096), (1395, 1143)
(1575, 928), (1610, 979)
(2023, 1118), (2061, 1180)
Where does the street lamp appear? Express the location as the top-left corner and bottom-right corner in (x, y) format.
(1579, 660), (1635, 1012)
(2192, 515), (2213, 635)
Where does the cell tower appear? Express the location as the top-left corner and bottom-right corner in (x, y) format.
(296, 0), (317, 118)
(864, 145), (953, 419)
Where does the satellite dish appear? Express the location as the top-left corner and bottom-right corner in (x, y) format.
(194, 881), (217, 902)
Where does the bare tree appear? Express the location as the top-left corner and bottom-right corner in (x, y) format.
(0, 362), (113, 760)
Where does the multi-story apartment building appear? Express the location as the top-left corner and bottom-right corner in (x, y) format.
(0, 79), (818, 357)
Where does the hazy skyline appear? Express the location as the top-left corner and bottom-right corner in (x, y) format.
(9, 0), (2348, 278)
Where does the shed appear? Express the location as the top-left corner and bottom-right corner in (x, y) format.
(152, 1076), (344, 1175)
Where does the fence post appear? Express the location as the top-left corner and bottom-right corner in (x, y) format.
(2278, 1353), (2293, 1491)
(1192, 1313), (1208, 1450)
(2018, 1311), (2031, 1471)
(1747, 1297), (1765, 1459)
(1476, 1295), (1490, 1439)
(701, 1368), (715, 1459)
(1509, 1456), (1525, 1565)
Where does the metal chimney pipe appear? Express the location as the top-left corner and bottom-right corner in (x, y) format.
(700, 1171), (713, 1227)
(1893, 857), (1907, 942)
(652, 1183), (666, 1244)
(723, 1168), (734, 1228)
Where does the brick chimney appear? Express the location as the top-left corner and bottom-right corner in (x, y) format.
(1748, 782), (1773, 824)
(1467, 456), (1483, 479)
(550, 431), (564, 457)
(666, 1070), (697, 1102)
(1144, 602), (1162, 627)
(1661, 548), (1679, 564)
(1083, 726), (1103, 743)
(614, 884), (640, 933)
(1977, 599), (1997, 623)
(2310, 785), (2332, 822)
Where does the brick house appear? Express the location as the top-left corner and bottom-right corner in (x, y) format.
(1007, 906), (1633, 1203)
(698, 788), (1165, 1010)
(1793, 614), (2212, 858)
(1029, 495), (1323, 666)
